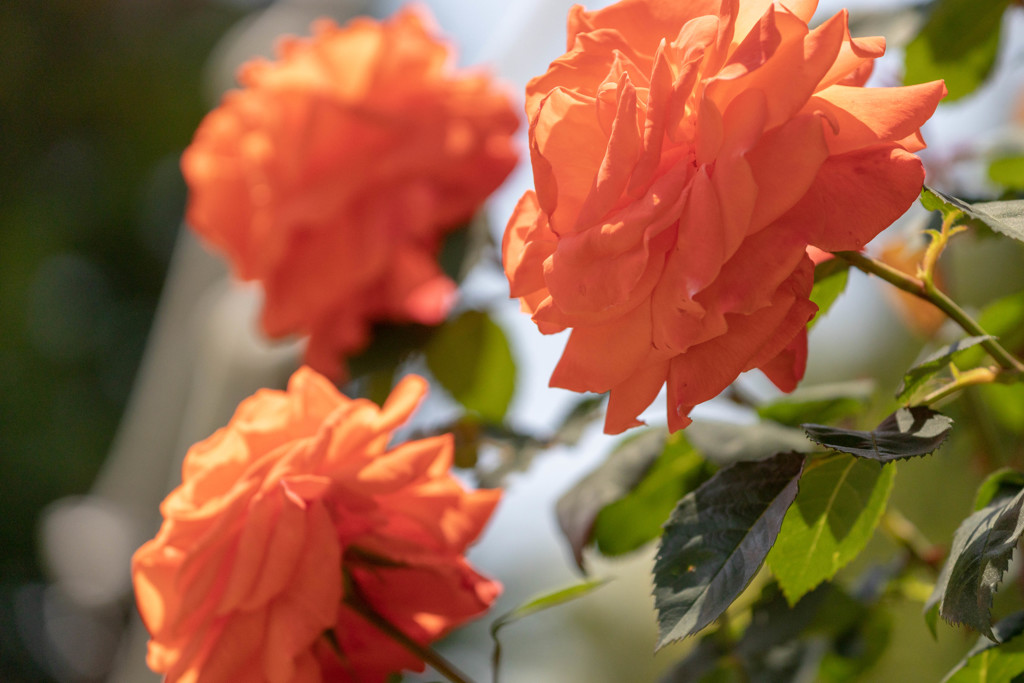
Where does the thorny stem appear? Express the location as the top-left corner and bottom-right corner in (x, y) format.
(343, 594), (476, 683)
(834, 250), (1024, 374)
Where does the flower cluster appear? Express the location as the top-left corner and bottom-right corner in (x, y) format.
(182, 8), (519, 378)
(503, 0), (946, 433)
(132, 368), (501, 682)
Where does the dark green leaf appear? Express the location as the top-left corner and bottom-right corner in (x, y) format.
(964, 200), (1024, 244)
(903, 0), (1010, 101)
(926, 486), (1024, 638)
(556, 429), (667, 570)
(809, 258), (851, 329)
(653, 453), (805, 646)
(592, 433), (715, 558)
(803, 406), (953, 462)
(757, 379), (875, 428)
(943, 611), (1024, 682)
(767, 455), (896, 605)
(895, 336), (995, 401)
(989, 156), (1024, 191)
(425, 310), (515, 424)
(490, 579), (608, 683)
(686, 420), (815, 466)
(922, 186), (1024, 244)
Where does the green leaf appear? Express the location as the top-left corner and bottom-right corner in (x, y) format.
(926, 486), (1024, 638)
(556, 429), (667, 570)
(977, 383), (1024, 434)
(942, 611), (1024, 682)
(809, 258), (851, 329)
(767, 455), (896, 605)
(975, 469), (1024, 511)
(957, 291), (1024, 370)
(803, 406), (953, 462)
(490, 578), (609, 635)
(989, 156), (1024, 191)
(653, 452), (805, 647)
(895, 336), (995, 401)
(592, 433), (715, 558)
(903, 0), (1010, 101)
(757, 379), (875, 428)
(425, 310), (515, 424)
(686, 420), (815, 466)
(490, 579), (608, 682)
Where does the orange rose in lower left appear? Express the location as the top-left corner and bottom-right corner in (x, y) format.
(132, 368), (502, 683)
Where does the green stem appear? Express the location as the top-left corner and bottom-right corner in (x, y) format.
(879, 508), (942, 571)
(835, 250), (1024, 373)
(343, 596), (476, 683)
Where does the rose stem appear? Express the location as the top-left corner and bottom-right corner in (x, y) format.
(834, 250), (1024, 374)
(343, 595), (476, 683)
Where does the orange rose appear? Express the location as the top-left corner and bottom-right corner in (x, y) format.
(183, 9), (520, 378)
(503, 0), (946, 433)
(132, 368), (501, 682)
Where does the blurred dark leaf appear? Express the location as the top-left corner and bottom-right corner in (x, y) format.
(592, 433), (715, 559)
(904, 0), (1010, 101)
(757, 379), (874, 428)
(552, 395), (606, 446)
(425, 310), (515, 424)
(556, 429), (667, 570)
(942, 611), (1024, 682)
(803, 406), (953, 462)
(895, 336), (994, 401)
(809, 258), (851, 329)
(926, 484), (1024, 639)
(346, 323), (435, 380)
(687, 420), (815, 466)
(653, 453), (804, 647)
(663, 580), (891, 683)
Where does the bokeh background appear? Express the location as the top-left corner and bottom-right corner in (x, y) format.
(5, 0), (1024, 681)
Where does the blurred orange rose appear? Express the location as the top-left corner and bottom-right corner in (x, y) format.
(879, 238), (946, 336)
(503, 0), (945, 433)
(183, 8), (519, 378)
(132, 368), (501, 682)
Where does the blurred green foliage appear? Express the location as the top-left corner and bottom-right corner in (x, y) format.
(0, 0), (242, 678)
